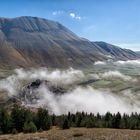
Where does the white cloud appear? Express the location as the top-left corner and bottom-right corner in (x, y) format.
(70, 13), (75, 18)
(0, 68), (84, 96)
(90, 70), (136, 82)
(52, 11), (84, 20)
(52, 10), (64, 16)
(114, 60), (140, 66)
(94, 61), (106, 65)
(37, 86), (140, 115)
(69, 12), (81, 20)
(0, 68), (139, 115)
(101, 71), (132, 81)
(94, 60), (140, 66)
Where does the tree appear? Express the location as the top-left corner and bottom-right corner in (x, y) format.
(36, 108), (52, 130)
(62, 118), (70, 129)
(120, 114), (129, 129)
(51, 114), (56, 126)
(86, 118), (94, 128)
(104, 112), (113, 128)
(0, 108), (11, 134)
(112, 112), (121, 128)
(23, 121), (37, 133)
(75, 112), (82, 127)
(128, 113), (139, 130)
(11, 105), (33, 132)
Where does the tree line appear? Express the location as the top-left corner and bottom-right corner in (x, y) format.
(0, 105), (140, 134)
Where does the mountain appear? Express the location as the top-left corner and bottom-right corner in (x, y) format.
(136, 51), (140, 55)
(0, 16), (139, 68)
(94, 42), (139, 60)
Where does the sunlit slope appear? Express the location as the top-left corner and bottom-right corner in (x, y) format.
(0, 16), (139, 68)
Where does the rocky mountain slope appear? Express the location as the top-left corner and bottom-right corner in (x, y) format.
(136, 51), (140, 55)
(0, 16), (139, 68)
(94, 42), (139, 60)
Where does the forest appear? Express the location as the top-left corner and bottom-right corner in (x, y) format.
(0, 105), (140, 134)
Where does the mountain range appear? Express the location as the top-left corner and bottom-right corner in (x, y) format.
(0, 16), (139, 68)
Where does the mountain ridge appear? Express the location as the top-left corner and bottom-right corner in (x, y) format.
(0, 16), (139, 69)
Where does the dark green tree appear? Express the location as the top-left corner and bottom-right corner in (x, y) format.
(104, 112), (113, 128)
(23, 121), (37, 133)
(36, 108), (52, 130)
(62, 118), (70, 129)
(51, 114), (56, 126)
(112, 112), (121, 128)
(0, 108), (11, 134)
(11, 105), (33, 132)
(86, 118), (94, 128)
(75, 112), (82, 127)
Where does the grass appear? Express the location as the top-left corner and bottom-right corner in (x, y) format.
(0, 127), (140, 140)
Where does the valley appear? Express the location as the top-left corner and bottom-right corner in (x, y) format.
(0, 60), (140, 115)
(0, 0), (140, 139)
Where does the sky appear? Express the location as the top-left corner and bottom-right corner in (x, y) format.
(0, 0), (140, 51)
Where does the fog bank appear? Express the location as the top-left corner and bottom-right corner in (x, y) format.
(0, 68), (140, 115)
(38, 86), (140, 115)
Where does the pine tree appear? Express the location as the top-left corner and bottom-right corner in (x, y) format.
(86, 118), (94, 128)
(23, 121), (37, 133)
(120, 114), (128, 129)
(11, 105), (33, 132)
(36, 108), (52, 130)
(104, 112), (113, 128)
(75, 112), (82, 127)
(62, 118), (70, 129)
(112, 112), (121, 128)
(0, 108), (11, 134)
(51, 114), (56, 126)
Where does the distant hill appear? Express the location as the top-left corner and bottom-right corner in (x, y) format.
(94, 42), (139, 60)
(136, 51), (140, 55)
(0, 16), (139, 68)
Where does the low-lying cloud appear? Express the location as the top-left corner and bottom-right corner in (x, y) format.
(91, 70), (135, 81)
(0, 68), (139, 115)
(101, 71), (132, 81)
(94, 59), (140, 66)
(37, 86), (140, 115)
(114, 60), (140, 66)
(94, 61), (106, 65)
(0, 68), (84, 96)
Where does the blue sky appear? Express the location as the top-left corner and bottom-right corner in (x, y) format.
(0, 0), (140, 51)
